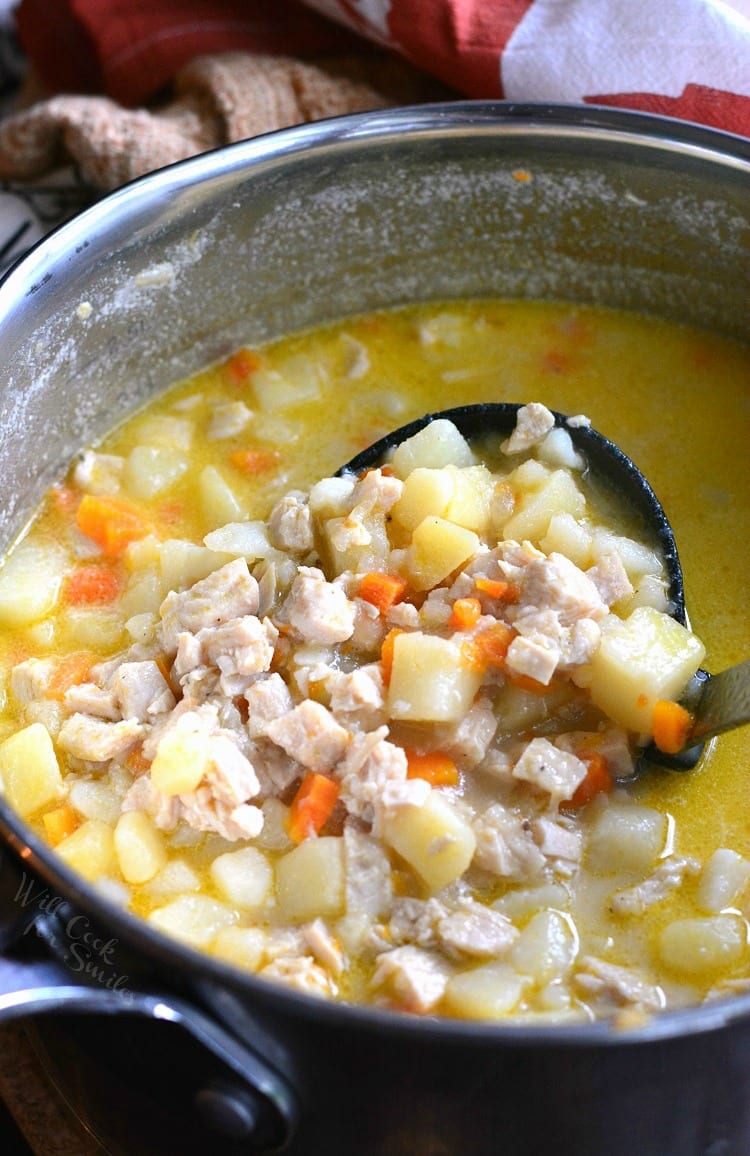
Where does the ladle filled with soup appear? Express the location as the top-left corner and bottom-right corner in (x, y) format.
(0, 298), (747, 1023)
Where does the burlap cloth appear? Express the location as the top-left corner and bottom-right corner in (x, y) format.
(0, 51), (447, 191)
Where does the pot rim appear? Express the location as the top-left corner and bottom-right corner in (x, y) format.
(1, 99), (749, 1047)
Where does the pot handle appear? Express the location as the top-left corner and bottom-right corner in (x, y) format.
(0, 848), (298, 1150)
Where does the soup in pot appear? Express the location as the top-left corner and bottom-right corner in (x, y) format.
(0, 299), (748, 1023)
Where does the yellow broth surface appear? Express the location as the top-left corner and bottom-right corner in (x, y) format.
(0, 299), (748, 1020)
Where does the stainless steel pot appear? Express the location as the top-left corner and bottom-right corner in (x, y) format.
(0, 102), (748, 1156)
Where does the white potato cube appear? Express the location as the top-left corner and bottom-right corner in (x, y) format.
(144, 858), (202, 898)
(0, 538), (67, 627)
(114, 810), (167, 884)
(658, 914), (747, 976)
(587, 804), (665, 875)
(493, 883), (571, 922)
(390, 419), (475, 479)
(538, 427), (585, 470)
(199, 466), (245, 527)
(69, 779), (122, 825)
(120, 566), (162, 618)
(0, 723), (63, 817)
(251, 355), (322, 411)
(62, 609), (124, 652)
(134, 414), (193, 451)
(540, 513), (593, 568)
(392, 468), (454, 531)
(150, 715), (211, 796)
(503, 469), (586, 543)
(697, 849), (750, 914)
(591, 529), (663, 578)
(445, 962), (524, 1019)
(148, 894), (237, 948)
(123, 445), (188, 499)
(276, 836), (345, 922)
(408, 516), (479, 591)
(210, 846), (273, 910)
(510, 910), (578, 983)
(212, 926), (267, 971)
(159, 539), (234, 593)
(587, 606), (706, 734)
(443, 465), (496, 533)
(387, 632), (482, 722)
(56, 818), (116, 881)
(203, 521), (274, 560)
(381, 788), (476, 893)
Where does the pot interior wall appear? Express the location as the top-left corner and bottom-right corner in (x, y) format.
(0, 110), (747, 547)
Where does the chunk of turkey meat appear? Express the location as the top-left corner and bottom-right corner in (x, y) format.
(437, 902), (520, 960)
(501, 402), (555, 454)
(371, 946), (451, 1013)
(57, 714), (144, 763)
(283, 566), (356, 644)
(512, 738), (588, 808)
(344, 823), (393, 919)
(245, 674), (294, 739)
(574, 956), (665, 1013)
(328, 663), (386, 731)
(268, 491), (314, 553)
(472, 804), (547, 881)
(335, 727), (407, 827)
(109, 660), (176, 722)
(587, 552), (633, 607)
(158, 559), (259, 653)
(610, 856), (700, 916)
(266, 700), (350, 771)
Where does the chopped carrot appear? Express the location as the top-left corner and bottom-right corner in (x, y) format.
(380, 628), (402, 686)
(636, 693), (648, 708)
(512, 169), (531, 183)
(229, 448), (281, 476)
(223, 347), (262, 385)
(652, 699), (694, 755)
(49, 484), (78, 515)
(64, 564), (122, 606)
(46, 651), (95, 700)
(462, 622), (514, 672)
(506, 670), (557, 695)
(42, 804), (80, 847)
(359, 572), (408, 615)
(405, 750), (459, 787)
(561, 752), (614, 810)
(474, 578), (519, 603)
(287, 772), (340, 843)
(450, 597), (482, 630)
(75, 494), (151, 556)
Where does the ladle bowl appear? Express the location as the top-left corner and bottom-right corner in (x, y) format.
(340, 402), (750, 770)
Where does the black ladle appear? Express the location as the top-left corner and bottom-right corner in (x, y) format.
(339, 403), (750, 773)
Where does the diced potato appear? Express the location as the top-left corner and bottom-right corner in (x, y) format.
(444, 962), (524, 1020)
(407, 516), (479, 591)
(493, 883), (571, 922)
(253, 797), (293, 853)
(62, 609), (124, 652)
(392, 468), (455, 531)
(212, 926), (267, 971)
(387, 632), (483, 722)
(587, 606), (706, 734)
(114, 810), (167, 884)
(120, 565), (163, 618)
(308, 476), (356, 519)
(150, 715), (210, 796)
(134, 414), (193, 451)
(591, 529), (663, 579)
(148, 894), (237, 948)
(56, 818), (116, 881)
(203, 521), (274, 560)
(381, 789), (476, 893)
(503, 469), (586, 543)
(0, 538), (67, 627)
(251, 355), (323, 411)
(124, 534), (161, 571)
(658, 914), (747, 976)
(627, 573), (670, 614)
(276, 836), (345, 922)
(697, 849), (750, 914)
(493, 682), (564, 733)
(69, 779), (122, 825)
(199, 465), (245, 527)
(586, 804), (665, 875)
(390, 419), (475, 479)
(538, 427), (585, 470)
(210, 846), (273, 910)
(540, 513), (593, 568)
(0, 722), (63, 817)
(123, 445), (189, 499)
(159, 538), (234, 593)
(443, 465), (496, 533)
(323, 509), (390, 576)
(509, 911), (577, 983)
(144, 858), (202, 898)
(125, 612), (157, 645)
(506, 459), (550, 492)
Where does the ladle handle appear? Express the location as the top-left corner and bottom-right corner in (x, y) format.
(691, 658), (750, 743)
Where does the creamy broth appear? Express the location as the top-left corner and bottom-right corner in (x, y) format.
(0, 299), (748, 1021)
